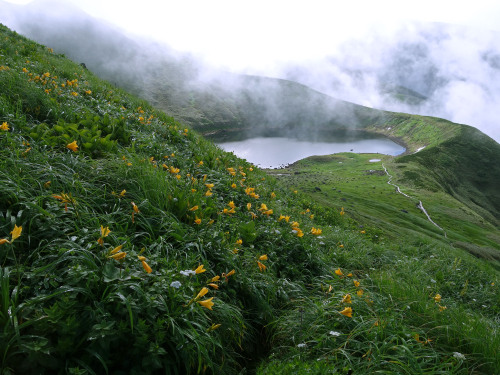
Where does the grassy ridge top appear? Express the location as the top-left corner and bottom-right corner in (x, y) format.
(1, 24), (499, 375)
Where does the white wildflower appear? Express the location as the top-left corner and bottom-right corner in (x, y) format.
(180, 270), (196, 276)
(329, 331), (341, 337)
(453, 352), (466, 360)
(170, 281), (182, 289)
(297, 343), (306, 348)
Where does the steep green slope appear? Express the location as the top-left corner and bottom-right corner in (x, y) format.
(1, 24), (499, 375)
(397, 125), (500, 223)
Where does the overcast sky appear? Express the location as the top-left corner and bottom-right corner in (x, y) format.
(5, 0), (500, 72)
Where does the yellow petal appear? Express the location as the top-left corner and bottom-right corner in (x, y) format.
(341, 294), (352, 304)
(197, 297), (214, 310)
(196, 287), (209, 300)
(141, 260), (152, 274)
(10, 225), (22, 241)
(131, 202), (140, 213)
(195, 264), (206, 274)
(66, 140), (78, 152)
(0, 238), (10, 245)
(110, 245), (123, 254)
(207, 323), (221, 332)
(340, 307), (353, 317)
(211, 275), (220, 282)
(100, 225), (111, 238)
(108, 252), (126, 260)
(137, 256), (146, 261)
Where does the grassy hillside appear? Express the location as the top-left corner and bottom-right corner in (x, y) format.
(267, 152), (500, 261)
(1, 24), (499, 375)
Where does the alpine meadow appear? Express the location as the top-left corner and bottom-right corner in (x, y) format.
(0, 20), (499, 375)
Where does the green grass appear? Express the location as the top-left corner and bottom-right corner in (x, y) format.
(267, 152), (500, 260)
(0, 24), (499, 374)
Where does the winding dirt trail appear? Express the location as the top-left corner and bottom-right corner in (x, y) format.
(382, 164), (447, 237)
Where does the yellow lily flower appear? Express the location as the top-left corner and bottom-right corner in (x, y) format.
(66, 140), (78, 152)
(0, 238), (10, 245)
(310, 227), (322, 235)
(353, 280), (360, 287)
(257, 261), (267, 272)
(208, 283), (219, 289)
(340, 307), (353, 318)
(341, 294), (352, 304)
(108, 251), (126, 260)
(10, 225), (22, 241)
(259, 254), (268, 261)
(433, 294), (442, 303)
(195, 264), (206, 274)
(1, 122), (9, 131)
(293, 228), (304, 237)
(197, 297), (214, 310)
(100, 225), (111, 238)
(335, 268), (343, 276)
(211, 275), (221, 282)
(189, 205), (199, 211)
(110, 245), (123, 254)
(141, 260), (152, 274)
(195, 287), (209, 300)
(207, 323), (221, 332)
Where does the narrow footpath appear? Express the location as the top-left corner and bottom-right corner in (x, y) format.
(382, 164), (447, 237)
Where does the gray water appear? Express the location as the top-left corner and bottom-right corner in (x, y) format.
(217, 137), (405, 168)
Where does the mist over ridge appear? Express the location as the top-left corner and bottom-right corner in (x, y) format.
(1, 0), (499, 142)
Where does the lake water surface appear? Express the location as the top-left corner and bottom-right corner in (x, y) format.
(217, 137), (405, 168)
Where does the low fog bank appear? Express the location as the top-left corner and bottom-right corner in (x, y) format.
(0, 0), (386, 140)
(277, 22), (500, 142)
(0, 0), (192, 98)
(1, 0), (499, 142)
